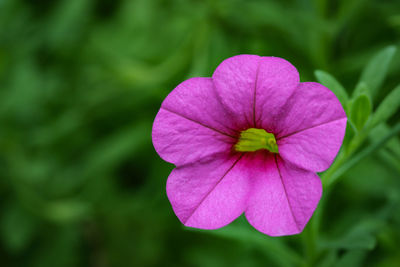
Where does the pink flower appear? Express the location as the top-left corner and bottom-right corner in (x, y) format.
(152, 55), (347, 236)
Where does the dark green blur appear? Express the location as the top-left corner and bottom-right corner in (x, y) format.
(0, 0), (399, 266)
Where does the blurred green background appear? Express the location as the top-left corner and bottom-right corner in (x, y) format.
(0, 0), (400, 266)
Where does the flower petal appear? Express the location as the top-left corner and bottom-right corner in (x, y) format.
(152, 77), (238, 166)
(152, 109), (235, 166)
(212, 55), (260, 129)
(245, 155), (322, 236)
(212, 55), (299, 130)
(255, 57), (300, 131)
(276, 82), (347, 172)
(160, 77), (239, 136)
(166, 153), (250, 229)
(278, 118), (347, 172)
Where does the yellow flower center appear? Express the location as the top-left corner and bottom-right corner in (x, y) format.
(235, 128), (279, 153)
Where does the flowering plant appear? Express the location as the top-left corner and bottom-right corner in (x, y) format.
(152, 55), (347, 236)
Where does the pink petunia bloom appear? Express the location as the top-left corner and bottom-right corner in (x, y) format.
(152, 55), (347, 236)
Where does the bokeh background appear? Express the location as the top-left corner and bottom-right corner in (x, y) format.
(1, 0), (400, 266)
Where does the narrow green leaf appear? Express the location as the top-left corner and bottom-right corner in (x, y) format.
(369, 84), (400, 128)
(354, 46), (397, 98)
(350, 93), (372, 131)
(315, 70), (348, 108)
(353, 81), (369, 99)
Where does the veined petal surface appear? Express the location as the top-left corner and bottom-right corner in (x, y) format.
(152, 77), (237, 166)
(212, 55), (299, 130)
(245, 154), (322, 236)
(161, 77), (239, 136)
(166, 153), (250, 229)
(152, 109), (235, 166)
(276, 82), (347, 172)
(255, 57), (300, 131)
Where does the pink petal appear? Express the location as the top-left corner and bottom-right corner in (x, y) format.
(152, 109), (235, 166)
(152, 77), (238, 166)
(255, 57), (300, 131)
(276, 82), (347, 172)
(278, 119), (347, 172)
(212, 55), (299, 130)
(161, 77), (239, 136)
(245, 155), (322, 236)
(166, 153), (250, 229)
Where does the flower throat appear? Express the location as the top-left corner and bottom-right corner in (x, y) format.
(235, 128), (279, 153)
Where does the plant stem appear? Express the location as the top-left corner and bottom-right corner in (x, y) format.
(303, 218), (317, 266)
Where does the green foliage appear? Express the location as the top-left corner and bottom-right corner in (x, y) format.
(369, 84), (400, 128)
(333, 250), (367, 267)
(189, 216), (304, 267)
(1, 203), (38, 253)
(0, 0), (400, 266)
(315, 70), (349, 110)
(354, 46), (397, 98)
(350, 89), (372, 131)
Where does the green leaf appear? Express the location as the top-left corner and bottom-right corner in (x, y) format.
(369, 84), (400, 128)
(350, 92), (372, 131)
(315, 70), (349, 108)
(354, 46), (397, 98)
